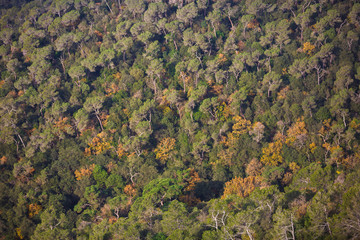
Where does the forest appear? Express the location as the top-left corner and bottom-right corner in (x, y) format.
(0, 0), (360, 239)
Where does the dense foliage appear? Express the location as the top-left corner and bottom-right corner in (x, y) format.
(1, 0), (360, 239)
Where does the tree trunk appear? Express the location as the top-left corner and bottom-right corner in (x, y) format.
(17, 134), (25, 148)
(95, 113), (104, 131)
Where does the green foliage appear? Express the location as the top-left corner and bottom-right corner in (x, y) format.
(0, 0), (359, 239)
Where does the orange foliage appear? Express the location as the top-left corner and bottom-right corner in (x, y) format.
(124, 184), (137, 204)
(217, 53), (227, 64)
(154, 137), (176, 163)
(179, 194), (201, 206)
(274, 131), (286, 142)
(303, 42), (315, 55)
(8, 90), (17, 98)
(180, 169), (201, 206)
(53, 117), (73, 134)
(0, 80), (5, 88)
(100, 113), (110, 127)
(0, 156), (7, 165)
(94, 30), (103, 38)
(28, 203), (42, 218)
(24, 56), (31, 63)
(247, 19), (259, 29)
(261, 140), (283, 166)
(105, 82), (120, 96)
(184, 169), (201, 192)
(85, 132), (112, 156)
(116, 144), (127, 159)
(282, 67), (288, 75)
(210, 84), (223, 95)
(286, 117), (308, 147)
(113, 72), (122, 80)
(74, 164), (95, 180)
(222, 176), (263, 199)
(124, 184), (137, 197)
(277, 86), (290, 100)
(109, 216), (118, 223)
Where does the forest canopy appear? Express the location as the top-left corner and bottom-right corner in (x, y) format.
(0, 0), (360, 239)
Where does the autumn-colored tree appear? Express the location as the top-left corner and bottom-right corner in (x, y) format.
(0, 156), (7, 165)
(28, 203), (42, 218)
(154, 137), (176, 163)
(309, 142), (317, 153)
(117, 144), (127, 159)
(179, 169), (201, 206)
(53, 117), (73, 137)
(104, 82), (120, 96)
(84, 132), (113, 156)
(303, 42), (315, 55)
(261, 140), (284, 166)
(247, 18), (260, 29)
(74, 164), (95, 180)
(277, 86), (290, 100)
(16, 228), (23, 239)
(232, 115), (251, 136)
(286, 117), (308, 148)
(222, 176), (264, 199)
(124, 184), (137, 204)
(217, 53), (227, 64)
(246, 158), (264, 176)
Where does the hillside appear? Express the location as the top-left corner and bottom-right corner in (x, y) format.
(0, 0), (360, 239)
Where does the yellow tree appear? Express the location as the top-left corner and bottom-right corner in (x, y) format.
(74, 164), (95, 181)
(116, 144), (127, 159)
(84, 132), (113, 156)
(286, 117), (308, 148)
(28, 203), (42, 218)
(261, 140), (284, 166)
(303, 42), (315, 55)
(154, 137), (176, 163)
(222, 176), (263, 199)
(232, 115), (251, 136)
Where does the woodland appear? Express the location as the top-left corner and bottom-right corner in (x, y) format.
(0, 0), (360, 239)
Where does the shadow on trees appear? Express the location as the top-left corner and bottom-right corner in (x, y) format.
(194, 181), (224, 202)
